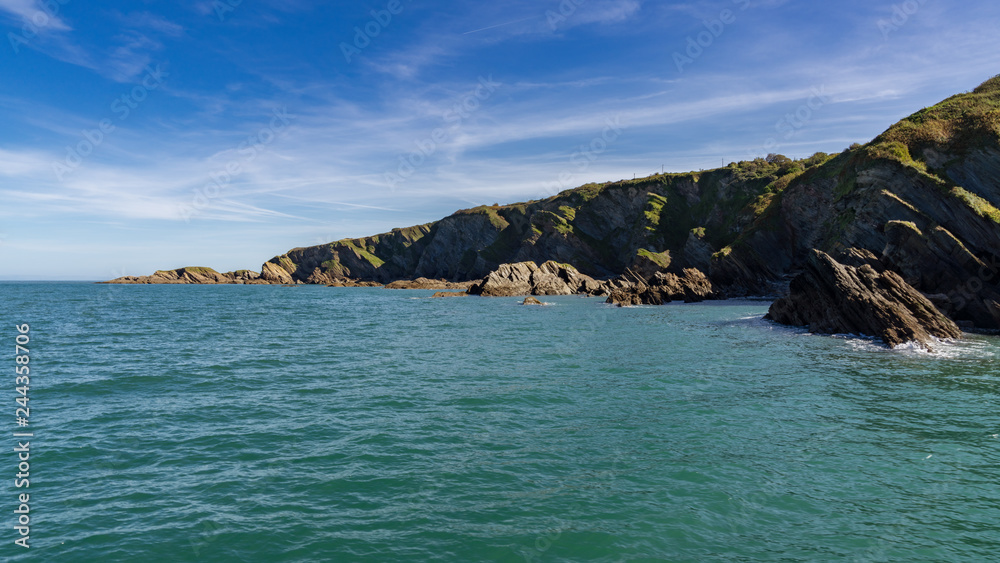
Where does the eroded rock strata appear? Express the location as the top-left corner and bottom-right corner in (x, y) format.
(765, 250), (962, 348)
(467, 261), (604, 297)
(606, 268), (720, 306)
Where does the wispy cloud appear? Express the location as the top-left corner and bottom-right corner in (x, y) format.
(0, 0), (70, 30)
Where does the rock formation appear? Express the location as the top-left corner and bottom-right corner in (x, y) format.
(606, 268), (719, 306)
(103, 76), (1000, 341)
(102, 267), (274, 285)
(468, 261), (604, 297)
(715, 75), (1000, 331)
(522, 297), (544, 305)
(765, 249), (962, 348)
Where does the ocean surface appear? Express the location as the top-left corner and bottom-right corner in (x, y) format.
(2, 282), (1000, 562)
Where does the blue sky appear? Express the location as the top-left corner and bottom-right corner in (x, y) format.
(2, 0), (999, 280)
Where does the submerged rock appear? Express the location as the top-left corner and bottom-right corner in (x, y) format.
(431, 291), (467, 298)
(765, 249), (962, 348)
(325, 280), (383, 287)
(522, 296), (543, 305)
(384, 278), (477, 290)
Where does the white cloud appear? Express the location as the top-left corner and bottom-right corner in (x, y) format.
(0, 0), (71, 31)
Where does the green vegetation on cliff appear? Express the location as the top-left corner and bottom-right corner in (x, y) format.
(263, 74), (1000, 322)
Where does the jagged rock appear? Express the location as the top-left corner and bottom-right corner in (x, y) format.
(469, 261), (603, 297)
(606, 268), (719, 306)
(431, 291), (467, 298)
(765, 249), (962, 348)
(384, 278), (476, 290)
(261, 262), (294, 284)
(522, 297), (543, 305)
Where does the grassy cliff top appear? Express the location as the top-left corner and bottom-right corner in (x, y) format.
(874, 75), (1000, 154)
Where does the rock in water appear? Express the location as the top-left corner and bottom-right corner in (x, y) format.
(469, 261), (603, 297)
(605, 268), (719, 306)
(765, 249), (962, 348)
(522, 296), (543, 305)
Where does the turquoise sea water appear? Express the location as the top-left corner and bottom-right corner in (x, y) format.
(2, 282), (1000, 562)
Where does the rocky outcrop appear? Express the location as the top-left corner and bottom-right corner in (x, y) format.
(468, 261), (605, 297)
(103, 267), (274, 285)
(103, 76), (1000, 336)
(522, 297), (544, 305)
(765, 249), (962, 348)
(384, 278), (477, 290)
(714, 76), (1000, 330)
(261, 262), (295, 284)
(606, 268), (720, 306)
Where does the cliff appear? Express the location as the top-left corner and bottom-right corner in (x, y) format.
(716, 75), (1000, 328)
(262, 157), (803, 285)
(108, 75), (1000, 335)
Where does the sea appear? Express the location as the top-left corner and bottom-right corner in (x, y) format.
(2, 282), (1000, 562)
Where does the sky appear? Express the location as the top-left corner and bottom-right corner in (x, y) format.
(1, 0), (999, 280)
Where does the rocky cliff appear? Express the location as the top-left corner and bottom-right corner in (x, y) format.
(262, 156), (801, 286)
(715, 75), (1000, 329)
(108, 75), (1000, 337)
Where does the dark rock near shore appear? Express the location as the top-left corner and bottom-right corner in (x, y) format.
(765, 249), (962, 348)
